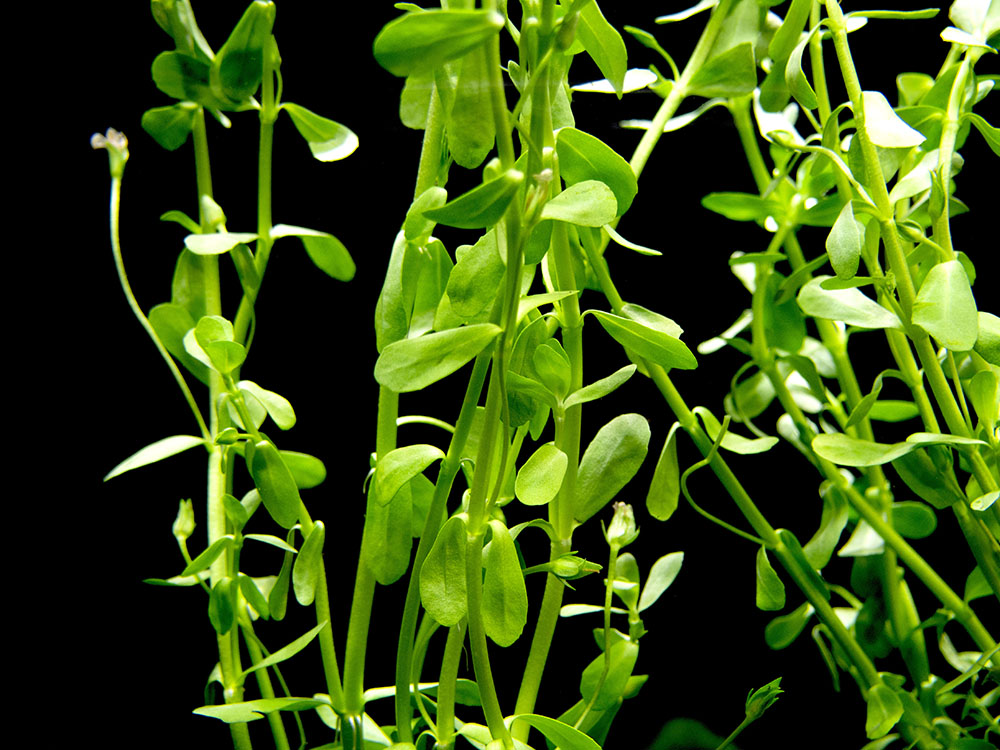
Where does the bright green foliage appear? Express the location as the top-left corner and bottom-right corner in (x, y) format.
(373, 9), (504, 78)
(375, 324), (501, 392)
(755, 546), (785, 611)
(420, 515), (468, 627)
(293, 521), (324, 605)
(574, 414), (650, 522)
(482, 520), (528, 647)
(912, 259), (979, 351)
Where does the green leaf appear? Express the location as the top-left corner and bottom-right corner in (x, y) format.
(446, 229), (504, 319)
(846, 370), (895, 429)
(865, 684), (903, 739)
(826, 202), (863, 280)
(964, 112), (1000, 156)
(892, 502), (936, 539)
(182, 536), (234, 577)
(142, 103), (197, 150)
(702, 192), (784, 223)
(564, 365), (637, 409)
(280, 451), (327, 489)
(268, 531), (295, 621)
(646, 421), (683, 523)
(911, 260), (978, 351)
(270, 224), (356, 281)
(656, 1), (716, 24)
(574, 414), (651, 523)
(848, 9), (940, 20)
(540, 180), (618, 227)
(813, 432), (984, 467)
(151, 51), (226, 109)
(244, 533), (297, 553)
(105, 435), (205, 481)
(237, 573), (269, 619)
(184, 232), (259, 256)
(281, 103), (359, 162)
(360, 482), (413, 585)
(638, 551), (684, 611)
(755, 545), (786, 611)
(374, 323), (501, 392)
(687, 41), (756, 98)
(803, 485), (849, 570)
(419, 515), (468, 626)
(694, 406), (779, 454)
(213, 1), (275, 103)
(892, 449), (965, 509)
(400, 71), (434, 129)
(193, 697), (328, 724)
(797, 277), (902, 329)
(556, 128), (638, 214)
(209, 577), (236, 634)
(591, 310), (697, 371)
(785, 35), (818, 110)
(482, 520), (528, 647)
(580, 639), (640, 710)
(769, 0), (812, 61)
(575, 1), (628, 97)
(372, 444), (445, 506)
(862, 91), (926, 148)
(508, 714), (602, 750)
(185, 315), (247, 375)
(249, 440), (303, 529)
(238, 380), (295, 430)
(533, 339), (572, 399)
(293, 521), (324, 606)
(447, 47), (495, 169)
(602, 224), (661, 255)
(423, 169), (524, 229)
(964, 566), (991, 603)
(149, 303), (210, 385)
(765, 602), (814, 649)
(373, 9), (504, 77)
(974, 312), (1000, 366)
(967, 369), (999, 429)
(238, 621), (329, 684)
(515, 443), (568, 506)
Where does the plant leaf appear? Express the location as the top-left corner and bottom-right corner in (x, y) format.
(238, 380), (295, 430)
(693, 406), (778, 454)
(142, 103), (197, 150)
(826, 202), (863, 280)
(557, 128), (637, 214)
(687, 41), (756, 98)
(193, 697), (329, 724)
(813, 432), (984, 467)
(564, 365), (637, 409)
(797, 277), (902, 329)
(591, 310), (697, 371)
(249, 440), (303, 529)
(270, 224), (356, 281)
(423, 169), (524, 229)
(765, 602), (814, 649)
(420, 515), (468, 626)
(702, 192), (784, 222)
(508, 714), (603, 750)
(575, 1), (628, 97)
(540, 180), (618, 227)
(293, 521), (324, 606)
(105, 435), (206, 481)
(862, 91), (926, 148)
(646, 422), (682, 521)
(638, 552), (684, 611)
(182, 536), (234, 577)
(515, 443), (568, 506)
(360, 479), (413, 585)
(482, 520), (528, 647)
(373, 9), (504, 77)
(372, 444), (445, 506)
(447, 47), (495, 169)
(374, 323), (501, 392)
(575, 414), (651, 523)
(964, 112), (1000, 156)
(911, 260), (978, 351)
(756, 546), (786, 610)
(579, 639), (640, 710)
(184, 232), (259, 256)
(974, 312), (1000, 366)
(238, 621), (329, 684)
(447, 229), (505, 319)
(213, 0), (275, 102)
(865, 684), (903, 739)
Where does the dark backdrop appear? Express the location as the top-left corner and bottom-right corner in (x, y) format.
(57, 3), (996, 749)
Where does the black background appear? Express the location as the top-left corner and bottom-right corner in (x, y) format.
(53, 2), (997, 749)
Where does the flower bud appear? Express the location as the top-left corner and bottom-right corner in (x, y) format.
(550, 555), (602, 580)
(606, 502), (639, 549)
(173, 498), (196, 542)
(91, 128), (129, 179)
(745, 677), (783, 721)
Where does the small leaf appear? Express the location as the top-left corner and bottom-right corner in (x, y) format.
(579, 639), (640, 710)
(591, 310), (697, 371)
(446, 229), (505, 319)
(797, 277), (902, 329)
(213, 1), (275, 102)
(182, 536), (234, 577)
(447, 47), (495, 169)
(638, 552), (684, 611)
(803, 485), (849, 570)
(570, 68), (658, 94)
(184, 232), (258, 255)
(974, 312), (1000, 366)
(826, 202), (862, 280)
(656, 1), (717, 24)
(238, 380), (295, 430)
(540, 180), (618, 227)
(769, 0), (812, 61)
(281, 451), (327, 489)
(238, 621), (329, 683)
(813, 432), (984, 467)
(237, 574), (270, 619)
(646, 423), (681, 522)
(575, 414), (651, 523)
(687, 41), (756, 98)
(105, 435), (205, 480)
(249, 440), (303, 529)
(557, 128), (638, 214)
(602, 224), (661, 255)
(282, 103), (359, 162)
(765, 602), (814, 649)
(865, 684), (903, 739)
(515, 443), (568, 506)
(423, 169), (524, 229)
(862, 91), (926, 148)
(193, 697), (328, 724)
(374, 323), (501, 392)
(756, 546), (786, 611)
(270, 224), (355, 281)
(209, 577), (236, 634)
(911, 260), (978, 351)
(420, 515), (468, 626)
(373, 9), (504, 77)
(694, 406), (778, 454)
(564, 365), (637, 409)
(372, 444), (445, 506)
(360, 482), (413, 585)
(785, 35), (818, 110)
(892, 502), (936, 539)
(702, 192), (784, 223)
(576, 1), (628, 97)
(508, 714), (602, 750)
(293, 521), (325, 606)
(142, 103), (197, 150)
(964, 112), (1000, 157)
(482, 520), (528, 647)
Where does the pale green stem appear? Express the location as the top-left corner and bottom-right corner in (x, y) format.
(435, 622), (468, 750)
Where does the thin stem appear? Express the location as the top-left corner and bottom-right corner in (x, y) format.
(716, 716), (754, 750)
(435, 622), (468, 750)
(243, 620), (292, 750)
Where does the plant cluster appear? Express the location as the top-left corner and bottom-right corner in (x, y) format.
(96, 1), (999, 749)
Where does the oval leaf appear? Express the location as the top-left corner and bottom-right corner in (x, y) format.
(638, 551), (684, 612)
(104, 435), (206, 481)
(755, 545), (786, 611)
(556, 128), (637, 214)
(184, 232), (258, 255)
(423, 169), (524, 229)
(372, 444), (446, 506)
(912, 260), (978, 351)
(271, 224), (355, 281)
(281, 103), (359, 162)
(515, 443), (568, 506)
(540, 180), (618, 227)
(293, 521), (324, 606)
(482, 520), (528, 647)
(575, 414), (651, 523)
(646, 423), (681, 521)
(373, 10), (504, 78)
(419, 515), (468, 626)
(249, 440), (303, 529)
(591, 310), (697, 371)
(862, 91), (926, 148)
(797, 277), (902, 329)
(375, 323), (501, 393)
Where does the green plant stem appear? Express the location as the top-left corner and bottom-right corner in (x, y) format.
(190, 107), (253, 750)
(394, 353), (490, 742)
(574, 542), (619, 730)
(716, 715), (754, 750)
(243, 619), (292, 750)
(729, 95), (770, 192)
(435, 621), (468, 750)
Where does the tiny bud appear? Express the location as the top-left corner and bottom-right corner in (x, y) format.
(215, 427), (240, 445)
(173, 499), (196, 542)
(551, 555), (602, 580)
(606, 502), (639, 549)
(745, 677), (783, 721)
